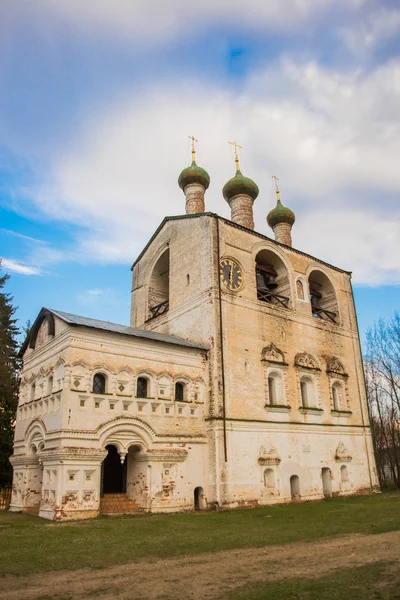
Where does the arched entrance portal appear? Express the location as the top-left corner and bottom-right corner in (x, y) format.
(102, 445), (127, 494)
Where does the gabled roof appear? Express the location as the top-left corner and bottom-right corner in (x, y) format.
(20, 308), (209, 355)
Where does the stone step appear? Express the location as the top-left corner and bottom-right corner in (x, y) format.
(25, 505), (40, 517)
(101, 493), (129, 499)
(100, 495), (142, 514)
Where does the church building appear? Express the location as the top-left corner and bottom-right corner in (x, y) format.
(10, 140), (379, 520)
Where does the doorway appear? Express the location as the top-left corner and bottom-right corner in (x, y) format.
(322, 468), (332, 498)
(102, 445), (127, 494)
(290, 475), (300, 501)
(194, 486), (205, 510)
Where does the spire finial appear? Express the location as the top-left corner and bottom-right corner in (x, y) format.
(272, 175), (281, 203)
(189, 135), (198, 162)
(229, 140), (242, 172)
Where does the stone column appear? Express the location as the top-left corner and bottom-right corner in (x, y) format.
(228, 194), (255, 230)
(184, 183), (205, 214)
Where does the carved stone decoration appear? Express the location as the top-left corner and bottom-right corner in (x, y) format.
(262, 344), (285, 364)
(136, 448), (188, 463)
(335, 441), (352, 463)
(294, 352), (319, 370)
(258, 445), (281, 466)
(326, 357), (346, 376)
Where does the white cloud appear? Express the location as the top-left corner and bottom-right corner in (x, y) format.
(1, 258), (40, 276)
(340, 7), (400, 54)
(29, 57), (400, 285)
(38, 0), (357, 42)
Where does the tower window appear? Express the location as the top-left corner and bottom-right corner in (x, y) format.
(268, 376), (276, 405)
(296, 279), (305, 300)
(136, 377), (148, 398)
(300, 377), (314, 408)
(332, 383), (341, 411)
(93, 373), (106, 394)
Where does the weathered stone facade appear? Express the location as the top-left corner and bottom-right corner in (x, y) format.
(10, 208), (379, 520)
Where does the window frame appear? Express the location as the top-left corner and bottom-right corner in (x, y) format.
(93, 372), (107, 395)
(136, 376), (149, 399)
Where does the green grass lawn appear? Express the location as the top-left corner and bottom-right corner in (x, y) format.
(226, 562), (400, 600)
(0, 491), (399, 577)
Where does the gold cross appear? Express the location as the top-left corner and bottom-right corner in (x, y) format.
(272, 175), (281, 201)
(229, 141), (242, 171)
(189, 135), (198, 162)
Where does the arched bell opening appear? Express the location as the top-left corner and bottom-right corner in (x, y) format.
(148, 248), (170, 320)
(101, 444), (127, 495)
(308, 270), (338, 324)
(255, 249), (291, 308)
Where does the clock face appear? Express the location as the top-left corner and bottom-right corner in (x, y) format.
(219, 258), (244, 291)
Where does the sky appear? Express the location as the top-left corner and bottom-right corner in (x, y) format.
(1, 0), (399, 344)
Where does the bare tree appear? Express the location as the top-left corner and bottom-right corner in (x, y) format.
(365, 313), (400, 488)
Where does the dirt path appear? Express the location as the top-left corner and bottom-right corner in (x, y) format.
(2, 530), (400, 600)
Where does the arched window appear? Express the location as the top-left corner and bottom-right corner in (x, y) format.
(93, 373), (106, 394)
(267, 372), (282, 406)
(296, 279), (305, 300)
(300, 377), (313, 408)
(341, 465), (349, 483)
(136, 377), (148, 398)
(264, 468), (275, 489)
(30, 383), (36, 401)
(175, 382), (185, 401)
(308, 270), (338, 323)
(332, 383), (342, 411)
(268, 376), (276, 405)
(148, 249), (170, 319)
(255, 249), (291, 308)
(47, 375), (53, 396)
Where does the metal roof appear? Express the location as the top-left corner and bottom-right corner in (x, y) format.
(48, 308), (209, 351)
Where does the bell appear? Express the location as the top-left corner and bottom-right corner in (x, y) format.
(256, 272), (271, 295)
(264, 273), (278, 290)
(311, 294), (320, 309)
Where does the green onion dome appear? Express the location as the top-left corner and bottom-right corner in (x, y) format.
(267, 198), (295, 228)
(178, 161), (210, 191)
(222, 170), (259, 202)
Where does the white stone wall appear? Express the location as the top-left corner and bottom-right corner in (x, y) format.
(132, 214), (379, 508)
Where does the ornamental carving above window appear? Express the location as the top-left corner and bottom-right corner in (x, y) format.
(262, 343), (285, 363)
(258, 446), (281, 466)
(326, 356), (346, 376)
(335, 441), (352, 463)
(294, 352), (319, 370)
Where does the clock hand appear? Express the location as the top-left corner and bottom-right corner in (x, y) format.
(229, 266), (233, 284)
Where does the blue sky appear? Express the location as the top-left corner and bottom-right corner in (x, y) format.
(1, 0), (399, 343)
